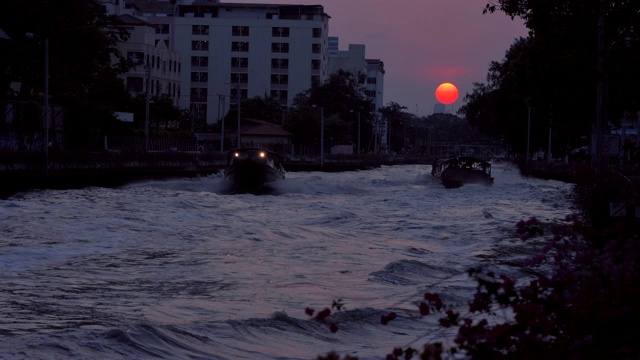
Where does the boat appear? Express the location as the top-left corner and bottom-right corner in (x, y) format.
(431, 156), (493, 188)
(223, 147), (285, 188)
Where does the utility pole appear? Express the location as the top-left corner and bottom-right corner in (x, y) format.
(594, 0), (605, 171)
(145, 62), (151, 151)
(44, 37), (49, 177)
(236, 84), (241, 148)
(320, 107), (324, 168)
(357, 111), (361, 156)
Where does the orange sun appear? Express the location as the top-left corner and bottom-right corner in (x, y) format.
(435, 83), (459, 104)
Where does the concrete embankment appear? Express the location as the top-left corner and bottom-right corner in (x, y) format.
(0, 151), (228, 197)
(0, 151), (431, 197)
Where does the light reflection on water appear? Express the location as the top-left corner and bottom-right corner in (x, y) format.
(0, 163), (573, 359)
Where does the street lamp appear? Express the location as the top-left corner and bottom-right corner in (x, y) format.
(525, 98), (531, 163)
(26, 32), (49, 176)
(236, 85), (241, 148)
(350, 110), (361, 155)
(320, 107), (324, 168)
(227, 83), (241, 148)
(313, 105), (324, 167)
(144, 62), (151, 151)
(216, 93), (228, 151)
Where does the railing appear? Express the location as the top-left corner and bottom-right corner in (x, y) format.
(105, 136), (198, 152)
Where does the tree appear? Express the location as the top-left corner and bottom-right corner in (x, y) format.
(378, 102), (414, 154)
(234, 95), (285, 125)
(461, 0), (640, 158)
(0, 0), (131, 149)
(284, 70), (374, 152)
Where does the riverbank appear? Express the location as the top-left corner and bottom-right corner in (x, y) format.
(5, 151), (634, 195)
(0, 150), (430, 198)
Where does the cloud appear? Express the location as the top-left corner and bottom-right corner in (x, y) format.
(366, 32), (384, 40)
(421, 66), (470, 83)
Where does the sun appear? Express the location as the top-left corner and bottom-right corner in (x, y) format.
(435, 83), (459, 105)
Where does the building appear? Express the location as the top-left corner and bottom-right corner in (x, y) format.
(116, 14), (182, 107)
(327, 37), (386, 150)
(109, 0), (330, 126)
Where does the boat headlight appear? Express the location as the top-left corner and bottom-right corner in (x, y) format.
(259, 152), (266, 158)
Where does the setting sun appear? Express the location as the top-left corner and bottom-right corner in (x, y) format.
(435, 82), (459, 104)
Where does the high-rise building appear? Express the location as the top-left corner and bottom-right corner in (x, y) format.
(109, 0), (330, 125)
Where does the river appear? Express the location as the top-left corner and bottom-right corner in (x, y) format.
(0, 162), (573, 359)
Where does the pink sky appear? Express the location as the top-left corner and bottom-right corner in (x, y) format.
(228, 0), (528, 116)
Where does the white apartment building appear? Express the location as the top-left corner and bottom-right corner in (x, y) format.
(110, 0), (329, 125)
(327, 37), (386, 148)
(327, 38), (385, 112)
(103, 1), (385, 130)
(116, 14), (181, 104)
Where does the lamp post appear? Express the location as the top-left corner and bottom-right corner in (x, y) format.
(236, 84), (241, 148)
(313, 105), (324, 167)
(357, 111), (360, 155)
(320, 107), (324, 168)
(216, 94), (227, 151)
(227, 83), (241, 148)
(144, 62), (151, 151)
(26, 32), (49, 177)
(525, 99), (531, 163)
(350, 110), (361, 155)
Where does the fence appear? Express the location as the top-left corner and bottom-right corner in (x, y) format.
(105, 136), (198, 152)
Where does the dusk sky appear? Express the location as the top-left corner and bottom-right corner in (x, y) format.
(228, 0), (528, 116)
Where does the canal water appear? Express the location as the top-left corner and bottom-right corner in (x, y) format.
(0, 162), (573, 359)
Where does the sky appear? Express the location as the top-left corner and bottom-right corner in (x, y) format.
(228, 0), (528, 116)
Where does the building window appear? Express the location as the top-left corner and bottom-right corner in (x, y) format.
(192, 40), (209, 51)
(190, 88), (207, 102)
(231, 57), (248, 68)
(270, 74), (288, 85)
(311, 75), (320, 86)
(191, 72), (208, 82)
(271, 42), (289, 53)
(191, 56), (209, 67)
(367, 77), (377, 84)
(126, 77), (144, 92)
(312, 28), (322, 38)
(232, 26), (249, 36)
(311, 59), (321, 70)
(272, 27), (290, 37)
(156, 24), (170, 34)
(230, 73), (248, 84)
(192, 25), (210, 35)
(230, 88), (248, 101)
(190, 103), (207, 116)
(127, 51), (145, 65)
(271, 58), (289, 69)
(270, 90), (288, 101)
(231, 41), (249, 52)
(312, 43), (321, 54)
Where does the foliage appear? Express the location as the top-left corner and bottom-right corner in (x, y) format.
(313, 206), (640, 359)
(226, 95), (285, 126)
(284, 70), (374, 149)
(0, 0), (133, 149)
(380, 215), (640, 359)
(462, 0), (640, 158)
(571, 166), (638, 229)
(379, 102), (416, 154)
(424, 113), (496, 147)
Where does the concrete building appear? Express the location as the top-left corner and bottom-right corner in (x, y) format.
(327, 39), (386, 111)
(116, 14), (181, 106)
(110, 0), (330, 126)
